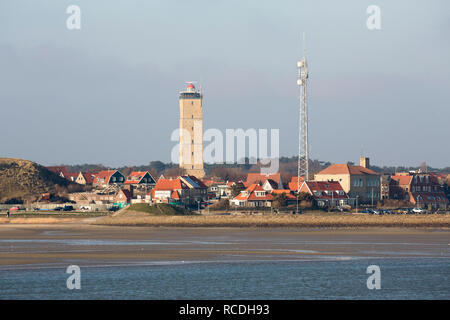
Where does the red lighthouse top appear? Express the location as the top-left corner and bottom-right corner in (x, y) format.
(187, 83), (195, 89)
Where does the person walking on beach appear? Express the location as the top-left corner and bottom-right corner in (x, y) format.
(7, 209), (10, 218)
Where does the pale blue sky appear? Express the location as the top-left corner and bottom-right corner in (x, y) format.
(0, 1), (449, 167)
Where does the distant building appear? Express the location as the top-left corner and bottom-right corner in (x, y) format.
(114, 189), (132, 205)
(75, 172), (97, 185)
(230, 184), (274, 207)
(92, 170), (125, 188)
(314, 157), (381, 205)
(124, 171), (156, 187)
(389, 172), (448, 209)
(288, 176), (305, 192)
(150, 175), (207, 206)
(46, 166), (78, 182)
(299, 181), (349, 208)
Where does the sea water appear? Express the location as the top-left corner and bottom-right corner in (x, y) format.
(0, 258), (448, 299)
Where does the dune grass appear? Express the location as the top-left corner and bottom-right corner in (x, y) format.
(125, 203), (193, 216)
(92, 213), (450, 228)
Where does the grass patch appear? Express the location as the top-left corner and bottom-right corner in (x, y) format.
(126, 203), (192, 216)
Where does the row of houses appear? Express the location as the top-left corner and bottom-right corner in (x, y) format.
(46, 167), (156, 188)
(54, 157), (449, 209)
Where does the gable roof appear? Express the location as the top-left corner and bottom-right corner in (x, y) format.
(288, 176), (305, 191)
(390, 175), (413, 186)
(180, 175), (208, 189)
(124, 171), (155, 184)
(263, 179), (279, 189)
(317, 164), (378, 176)
(246, 173), (281, 186)
(233, 183), (274, 201)
(93, 170), (122, 185)
(79, 172), (97, 184)
(154, 178), (188, 191)
(301, 181), (348, 200)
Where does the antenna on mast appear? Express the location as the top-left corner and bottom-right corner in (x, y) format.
(296, 32), (310, 213)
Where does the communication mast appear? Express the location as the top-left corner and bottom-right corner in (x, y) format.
(297, 33), (309, 190)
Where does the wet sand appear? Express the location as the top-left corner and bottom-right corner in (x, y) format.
(0, 224), (449, 268)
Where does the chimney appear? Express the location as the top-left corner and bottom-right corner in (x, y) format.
(360, 157), (370, 169)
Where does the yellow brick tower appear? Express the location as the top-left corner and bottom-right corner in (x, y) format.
(179, 82), (205, 178)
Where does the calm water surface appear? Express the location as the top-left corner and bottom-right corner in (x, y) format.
(1, 258), (448, 299)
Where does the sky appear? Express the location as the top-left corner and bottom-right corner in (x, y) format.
(0, 0), (449, 168)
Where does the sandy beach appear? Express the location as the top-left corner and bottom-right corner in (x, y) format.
(0, 221), (449, 268)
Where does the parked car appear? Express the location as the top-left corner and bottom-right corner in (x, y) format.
(412, 207), (427, 214)
(53, 207), (63, 211)
(63, 205), (74, 211)
(108, 206), (120, 212)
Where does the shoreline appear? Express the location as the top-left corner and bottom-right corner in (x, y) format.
(3, 212), (450, 229)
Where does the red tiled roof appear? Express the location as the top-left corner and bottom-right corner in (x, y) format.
(124, 171), (154, 184)
(391, 175), (413, 187)
(288, 176), (304, 191)
(246, 173), (281, 185)
(302, 181), (348, 200)
(233, 184), (274, 201)
(93, 170), (116, 184)
(80, 172), (97, 184)
(171, 190), (180, 200)
(154, 178), (187, 191)
(317, 164), (378, 176)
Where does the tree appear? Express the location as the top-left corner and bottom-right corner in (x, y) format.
(163, 167), (186, 178)
(230, 183), (245, 198)
(272, 193), (287, 209)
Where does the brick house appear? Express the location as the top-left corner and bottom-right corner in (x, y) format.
(389, 172), (448, 209)
(299, 181), (349, 208)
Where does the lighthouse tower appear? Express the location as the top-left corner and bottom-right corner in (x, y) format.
(179, 82), (205, 178)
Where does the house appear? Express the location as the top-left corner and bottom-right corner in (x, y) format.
(288, 176), (305, 192)
(124, 171), (156, 187)
(230, 184), (274, 207)
(299, 181), (349, 208)
(389, 172), (448, 209)
(151, 178), (189, 203)
(114, 189), (132, 205)
(245, 173), (283, 189)
(180, 175), (208, 205)
(262, 179), (279, 192)
(314, 157), (381, 204)
(46, 166), (78, 182)
(75, 172), (97, 185)
(150, 175), (207, 206)
(92, 170), (125, 188)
